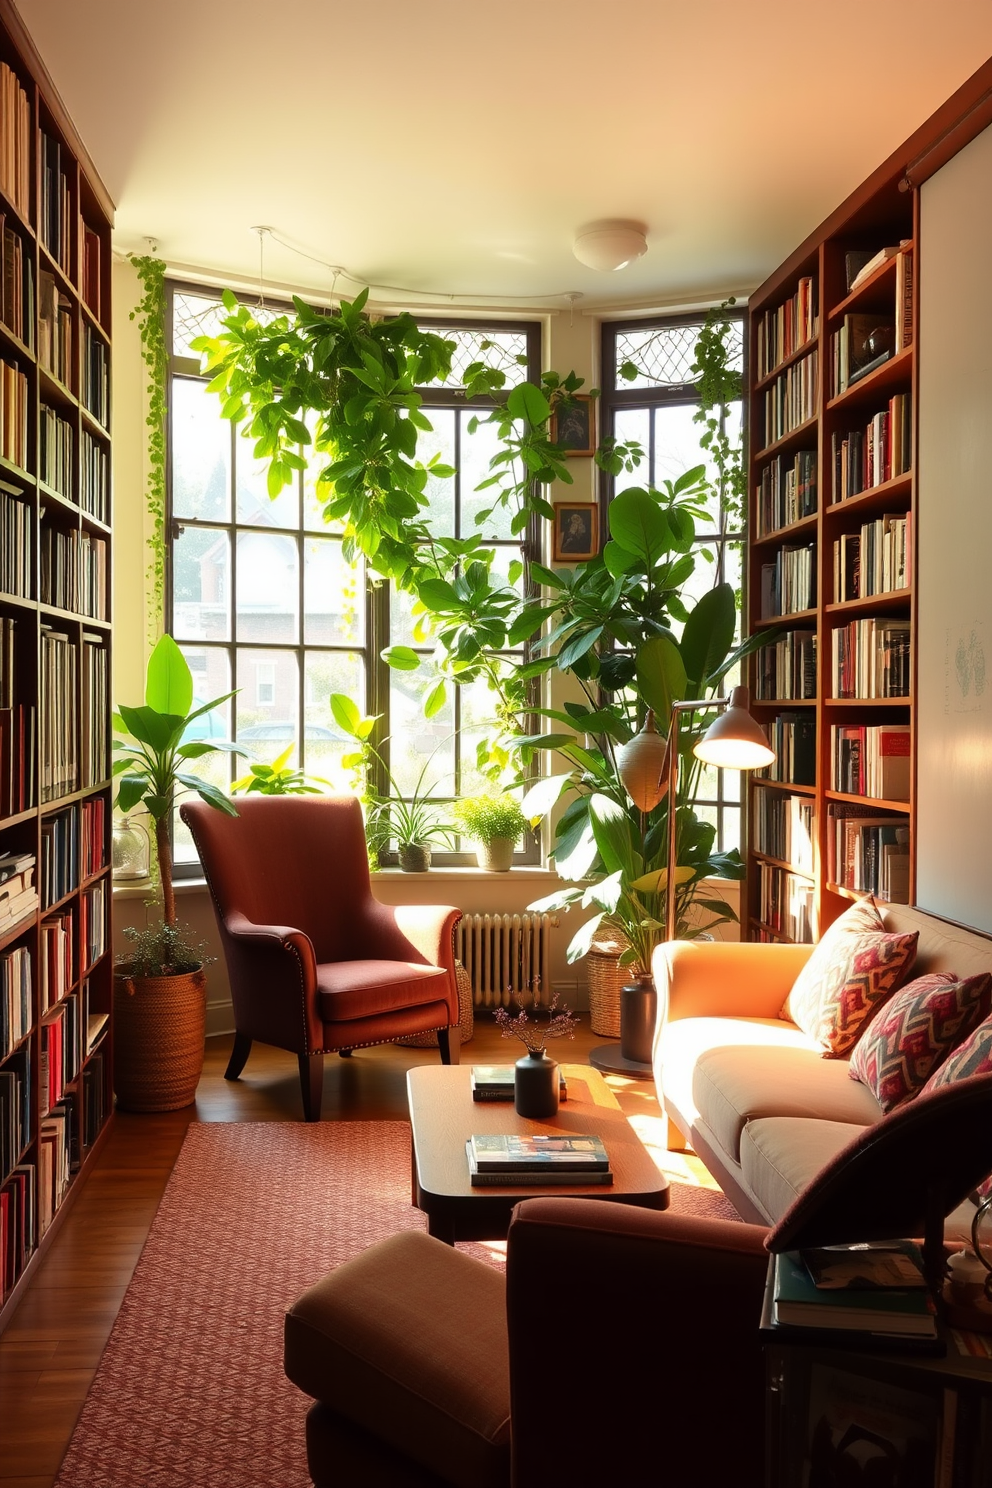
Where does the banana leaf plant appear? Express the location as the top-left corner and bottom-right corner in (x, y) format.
(113, 634), (240, 935)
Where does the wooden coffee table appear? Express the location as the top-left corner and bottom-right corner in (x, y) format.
(407, 1063), (669, 1243)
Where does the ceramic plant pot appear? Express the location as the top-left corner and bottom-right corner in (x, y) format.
(477, 837), (515, 872)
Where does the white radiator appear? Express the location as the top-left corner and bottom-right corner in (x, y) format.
(454, 913), (559, 1007)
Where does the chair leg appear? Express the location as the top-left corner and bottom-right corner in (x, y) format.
(299, 1054), (324, 1122)
(437, 1026), (460, 1066)
(224, 1031), (252, 1082)
(339, 1048), (353, 1058)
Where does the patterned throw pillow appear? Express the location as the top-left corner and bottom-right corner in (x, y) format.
(921, 1015), (992, 1201)
(849, 972), (992, 1112)
(782, 897), (918, 1058)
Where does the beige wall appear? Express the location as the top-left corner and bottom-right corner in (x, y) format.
(109, 270), (741, 1036)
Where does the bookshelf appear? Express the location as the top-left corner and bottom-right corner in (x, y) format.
(0, 0), (113, 1328)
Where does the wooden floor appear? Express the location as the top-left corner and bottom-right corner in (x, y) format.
(0, 1018), (705, 1487)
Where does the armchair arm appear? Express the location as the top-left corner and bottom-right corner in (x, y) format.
(506, 1198), (769, 1488)
(221, 912), (324, 1054)
(389, 903), (461, 975)
(652, 939), (814, 1024)
(226, 910), (317, 963)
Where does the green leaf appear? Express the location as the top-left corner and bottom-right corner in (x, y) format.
(602, 540), (639, 578)
(565, 913), (606, 963)
(145, 634), (193, 717)
(381, 646), (421, 672)
(117, 704), (186, 754)
(176, 774), (240, 816)
(424, 679), (446, 718)
(679, 582), (737, 696)
(629, 866), (695, 893)
(330, 692), (362, 737)
(607, 489), (672, 565)
(588, 793), (639, 878)
(116, 775), (149, 813)
(520, 772), (573, 823)
(635, 635), (687, 720)
(506, 382), (551, 427)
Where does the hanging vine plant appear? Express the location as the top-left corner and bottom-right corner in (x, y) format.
(128, 253), (169, 645)
(690, 297), (746, 528)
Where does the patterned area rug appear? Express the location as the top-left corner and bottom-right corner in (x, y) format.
(54, 1120), (740, 1488)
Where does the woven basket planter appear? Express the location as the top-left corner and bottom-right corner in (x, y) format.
(395, 963), (474, 1048)
(587, 919), (639, 1038)
(113, 964), (207, 1112)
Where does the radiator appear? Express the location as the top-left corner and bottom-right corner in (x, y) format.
(454, 913), (559, 1007)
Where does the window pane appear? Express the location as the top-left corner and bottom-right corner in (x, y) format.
(720, 804), (741, 855)
(304, 538), (364, 646)
(173, 646), (233, 865)
(417, 408), (456, 534)
(613, 407), (650, 494)
(388, 673), (455, 798)
(458, 675), (503, 799)
(172, 378), (230, 522)
(173, 526), (231, 641)
(652, 403), (721, 533)
(236, 531), (299, 643)
(460, 416), (513, 540)
(235, 438), (300, 529)
(390, 585), (430, 648)
(304, 651), (365, 789)
(235, 648), (300, 761)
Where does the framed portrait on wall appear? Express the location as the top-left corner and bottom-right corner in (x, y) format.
(551, 393), (596, 457)
(553, 502), (599, 562)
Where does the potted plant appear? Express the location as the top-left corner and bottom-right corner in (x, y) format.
(112, 634), (239, 1111)
(453, 792), (527, 871)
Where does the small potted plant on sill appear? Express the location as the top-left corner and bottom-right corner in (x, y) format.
(112, 634), (240, 1112)
(453, 792), (527, 872)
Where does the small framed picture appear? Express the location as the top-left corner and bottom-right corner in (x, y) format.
(553, 503), (599, 562)
(551, 393), (596, 457)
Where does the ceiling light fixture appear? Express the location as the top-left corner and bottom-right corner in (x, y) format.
(572, 220), (648, 273)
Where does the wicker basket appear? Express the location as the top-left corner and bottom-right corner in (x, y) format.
(113, 964), (207, 1112)
(586, 919), (635, 1039)
(395, 962), (474, 1048)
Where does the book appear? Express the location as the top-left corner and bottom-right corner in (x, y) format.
(772, 1250), (937, 1336)
(848, 242), (909, 292)
(466, 1146), (613, 1187)
(470, 1064), (568, 1101)
(801, 1241), (927, 1290)
(468, 1132), (610, 1172)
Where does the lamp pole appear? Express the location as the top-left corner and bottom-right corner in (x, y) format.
(665, 696), (729, 944)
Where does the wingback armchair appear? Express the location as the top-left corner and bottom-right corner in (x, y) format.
(181, 795), (462, 1121)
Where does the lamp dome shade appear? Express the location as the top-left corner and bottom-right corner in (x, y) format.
(693, 687), (775, 770)
(573, 222), (648, 272)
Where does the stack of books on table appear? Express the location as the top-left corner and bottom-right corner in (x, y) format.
(466, 1133), (612, 1187)
(470, 1065), (567, 1102)
(766, 1242), (943, 1354)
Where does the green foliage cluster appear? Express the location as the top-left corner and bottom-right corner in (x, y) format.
(120, 921), (213, 979)
(128, 255), (169, 646)
(453, 793), (526, 846)
(691, 298), (746, 529)
(231, 744), (328, 796)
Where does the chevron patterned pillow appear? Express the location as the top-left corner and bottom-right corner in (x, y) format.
(849, 972), (992, 1111)
(783, 897), (918, 1057)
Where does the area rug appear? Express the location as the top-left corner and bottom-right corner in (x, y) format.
(54, 1120), (740, 1488)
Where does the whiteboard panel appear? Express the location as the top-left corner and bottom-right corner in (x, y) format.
(916, 120), (992, 932)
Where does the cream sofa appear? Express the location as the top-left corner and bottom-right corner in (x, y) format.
(651, 904), (992, 1244)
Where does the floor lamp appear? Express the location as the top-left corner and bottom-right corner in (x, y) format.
(590, 687), (775, 1080)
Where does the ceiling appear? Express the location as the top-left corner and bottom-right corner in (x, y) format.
(15, 0), (992, 312)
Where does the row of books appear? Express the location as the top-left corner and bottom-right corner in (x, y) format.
(0, 64), (31, 223)
(0, 942), (30, 1059)
(762, 351), (817, 448)
(82, 326), (109, 427)
(832, 514), (910, 602)
(38, 1097), (73, 1235)
(40, 403), (73, 496)
(1, 219), (33, 349)
(40, 133), (72, 276)
(81, 636), (108, 787)
(80, 881), (106, 971)
(81, 429), (109, 523)
(755, 449), (816, 537)
(465, 1132), (612, 1187)
(758, 713), (816, 786)
(753, 276), (818, 381)
(769, 1241), (935, 1343)
(82, 1046), (107, 1147)
(80, 797), (106, 880)
(755, 629), (817, 701)
(827, 806), (910, 902)
(831, 723), (910, 801)
(41, 993), (85, 1115)
(753, 791), (814, 874)
(0, 853), (36, 937)
(40, 525), (108, 618)
(0, 1047), (29, 1186)
(759, 542), (816, 618)
(0, 354), (28, 467)
(39, 907), (73, 1014)
(0, 702), (35, 816)
(38, 271), (72, 387)
(756, 863), (815, 944)
(831, 618), (911, 699)
(40, 805), (79, 908)
(830, 394), (912, 501)
(40, 628), (77, 801)
(1, 1160), (36, 1300)
(0, 481), (30, 595)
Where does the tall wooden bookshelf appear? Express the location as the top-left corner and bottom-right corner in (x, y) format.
(744, 58), (992, 946)
(0, 0), (113, 1328)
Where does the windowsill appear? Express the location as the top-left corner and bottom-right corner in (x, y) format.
(112, 866), (561, 899)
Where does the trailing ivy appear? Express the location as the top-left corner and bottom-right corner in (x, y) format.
(128, 254), (169, 645)
(690, 297), (745, 528)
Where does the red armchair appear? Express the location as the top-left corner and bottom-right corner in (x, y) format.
(181, 795), (462, 1121)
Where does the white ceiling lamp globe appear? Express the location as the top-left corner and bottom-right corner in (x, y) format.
(573, 221), (648, 272)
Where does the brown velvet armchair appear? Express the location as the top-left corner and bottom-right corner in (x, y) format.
(180, 795), (462, 1121)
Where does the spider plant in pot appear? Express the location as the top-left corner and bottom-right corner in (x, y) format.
(330, 693), (457, 871)
(112, 634), (240, 1112)
(453, 792), (527, 872)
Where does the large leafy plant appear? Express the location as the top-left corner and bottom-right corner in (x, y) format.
(113, 635), (239, 943)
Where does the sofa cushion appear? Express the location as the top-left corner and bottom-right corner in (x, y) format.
(782, 897), (918, 1057)
(739, 1116), (977, 1245)
(661, 1016), (881, 1162)
(920, 1015), (992, 1202)
(849, 972), (992, 1112)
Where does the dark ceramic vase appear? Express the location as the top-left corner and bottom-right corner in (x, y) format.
(514, 1050), (559, 1118)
